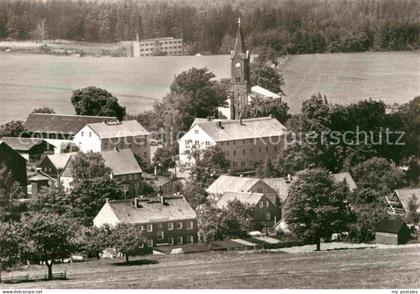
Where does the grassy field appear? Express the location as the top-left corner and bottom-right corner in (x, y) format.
(0, 51), (419, 124)
(2, 245), (420, 289)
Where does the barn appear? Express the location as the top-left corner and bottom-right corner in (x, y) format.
(375, 219), (410, 245)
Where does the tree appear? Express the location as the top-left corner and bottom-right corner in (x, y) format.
(284, 168), (352, 251)
(159, 67), (227, 132)
(250, 64), (285, 95)
(242, 97), (290, 124)
(18, 213), (74, 279)
(68, 177), (125, 226)
(110, 223), (149, 263)
(71, 225), (112, 258)
(71, 152), (112, 184)
(0, 222), (19, 281)
(152, 146), (176, 174)
(189, 145), (230, 189)
(182, 180), (208, 209)
(351, 157), (406, 194)
(0, 120), (27, 137)
(32, 106), (55, 114)
(405, 194), (420, 225)
(256, 156), (278, 178)
(70, 86), (126, 120)
(30, 185), (69, 216)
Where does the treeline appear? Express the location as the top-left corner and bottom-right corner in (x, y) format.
(0, 0), (419, 55)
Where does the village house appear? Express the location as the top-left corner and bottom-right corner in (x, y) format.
(216, 191), (278, 228)
(23, 113), (117, 153)
(0, 140), (27, 195)
(60, 149), (143, 196)
(385, 188), (420, 217)
(73, 120), (151, 164)
(94, 196), (197, 247)
(206, 175), (281, 222)
(0, 137), (55, 161)
(179, 116), (287, 173)
(28, 171), (56, 198)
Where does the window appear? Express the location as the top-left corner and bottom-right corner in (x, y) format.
(233, 151), (236, 156)
(128, 174), (133, 180)
(242, 149), (245, 154)
(140, 225), (144, 231)
(81, 131), (84, 137)
(187, 220), (194, 230)
(147, 239), (153, 247)
(134, 174), (139, 180)
(170, 237), (174, 245)
(259, 201), (264, 208)
(177, 221), (183, 230)
(194, 140), (199, 146)
(236, 75), (241, 83)
(205, 141), (210, 146)
(274, 145), (278, 151)
(259, 147), (262, 153)
(266, 211), (271, 221)
(233, 141), (236, 145)
(158, 223), (163, 230)
(241, 161), (245, 166)
(242, 140), (245, 144)
(176, 236), (183, 244)
(257, 188), (263, 193)
(157, 231), (164, 240)
(226, 141), (229, 146)
(89, 132), (92, 137)
(194, 130), (199, 134)
(168, 222), (174, 230)
(147, 224), (153, 232)
(186, 236), (193, 244)
(266, 146), (269, 152)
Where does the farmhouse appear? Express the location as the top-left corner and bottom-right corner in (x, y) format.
(94, 196), (197, 247)
(0, 140), (27, 193)
(60, 149), (143, 196)
(216, 191), (277, 227)
(385, 188), (420, 217)
(74, 120), (151, 163)
(375, 219), (410, 245)
(179, 116), (287, 172)
(29, 171), (56, 198)
(0, 137), (54, 161)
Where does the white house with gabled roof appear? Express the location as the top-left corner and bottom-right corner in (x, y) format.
(73, 120), (151, 163)
(178, 116), (287, 172)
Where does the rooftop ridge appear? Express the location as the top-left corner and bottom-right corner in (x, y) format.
(197, 116), (275, 125)
(29, 113), (116, 119)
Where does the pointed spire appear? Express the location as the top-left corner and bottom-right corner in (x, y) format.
(234, 17), (246, 53)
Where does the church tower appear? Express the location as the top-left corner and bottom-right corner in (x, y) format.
(230, 18), (250, 120)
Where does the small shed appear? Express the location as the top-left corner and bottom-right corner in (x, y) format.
(375, 219), (410, 245)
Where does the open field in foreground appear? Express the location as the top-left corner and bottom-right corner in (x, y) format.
(2, 244), (420, 289)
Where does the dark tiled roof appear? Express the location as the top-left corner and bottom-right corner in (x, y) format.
(24, 113), (116, 135)
(108, 197), (196, 224)
(0, 137), (51, 152)
(376, 219), (407, 234)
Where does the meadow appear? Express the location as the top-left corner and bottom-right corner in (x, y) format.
(0, 51), (419, 124)
(1, 245), (419, 289)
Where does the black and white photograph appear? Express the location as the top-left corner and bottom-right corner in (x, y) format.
(0, 0), (419, 292)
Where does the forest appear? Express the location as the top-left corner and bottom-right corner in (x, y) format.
(0, 0), (419, 55)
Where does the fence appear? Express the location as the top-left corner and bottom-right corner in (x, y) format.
(0, 271), (67, 284)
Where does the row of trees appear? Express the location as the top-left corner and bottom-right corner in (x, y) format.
(0, 0), (418, 55)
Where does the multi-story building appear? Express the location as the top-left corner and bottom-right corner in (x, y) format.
(73, 120), (151, 164)
(178, 116), (287, 172)
(93, 196), (197, 247)
(137, 37), (183, 57)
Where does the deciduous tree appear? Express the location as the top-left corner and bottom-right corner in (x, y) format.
(110, 223), (149, 263)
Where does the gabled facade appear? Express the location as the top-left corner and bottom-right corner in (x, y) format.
(0, 141), (27, 194)
(1, 137), (55, 161)
(178, 117), (287, 172)
(216, 191), (278, 227)
(94, 196), (197, 247)
(39, 152), (75, 178)
(73, 120), (151, 163)
(385, 188), (420, 216)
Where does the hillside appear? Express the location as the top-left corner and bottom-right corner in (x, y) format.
(2, 245), (420, 289)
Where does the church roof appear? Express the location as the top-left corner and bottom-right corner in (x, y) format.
(233, 18), (246, 53)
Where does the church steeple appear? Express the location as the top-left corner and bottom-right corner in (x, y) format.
(233, 18), (246, 54)
(229, 17), (250, 120)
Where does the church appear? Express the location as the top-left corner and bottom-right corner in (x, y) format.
(218, 18), (282, 120)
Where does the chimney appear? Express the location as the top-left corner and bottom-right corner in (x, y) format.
(286, 174), (292, 183)
(239, 116), (243, 125)
(110, 172), (113, 180)
(217, 121), (223, 128)
(114, 146), (119, 152)
(105, 198), (109, 203)
(160, 195), (166, 205)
